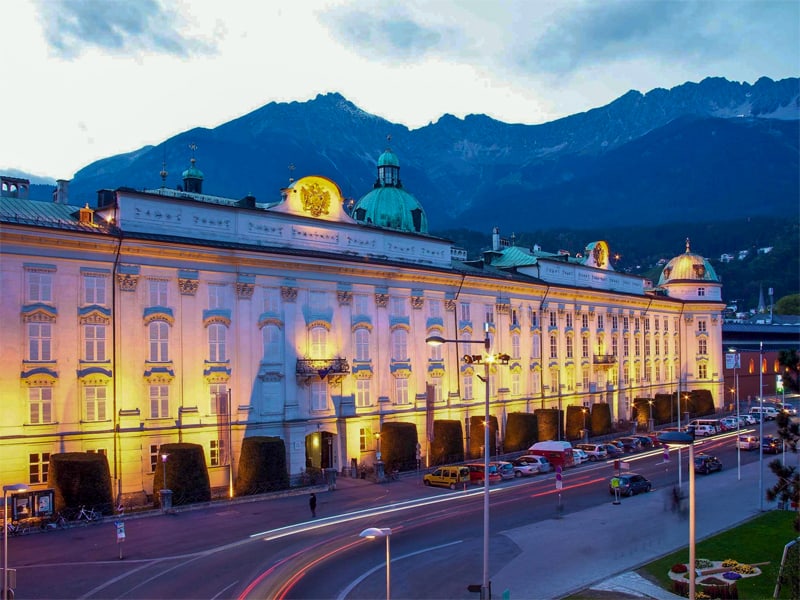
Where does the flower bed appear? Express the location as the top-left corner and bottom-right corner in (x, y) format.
(668, 559), (762, 599)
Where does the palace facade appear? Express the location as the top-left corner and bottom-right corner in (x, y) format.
(0, 149), (725, 503)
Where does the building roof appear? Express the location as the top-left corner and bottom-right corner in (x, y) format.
(657, 238), (720, 285)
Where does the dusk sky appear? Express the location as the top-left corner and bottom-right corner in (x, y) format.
(2, 0), (798, 180)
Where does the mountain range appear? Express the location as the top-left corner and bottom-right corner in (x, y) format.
(19, 76), (800, 236)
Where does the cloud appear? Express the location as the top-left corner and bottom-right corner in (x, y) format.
(35, 0), (217, 59)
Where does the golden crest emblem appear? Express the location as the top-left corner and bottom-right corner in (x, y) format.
(300, 182), (331, 218)
(592, 242), (607, 268)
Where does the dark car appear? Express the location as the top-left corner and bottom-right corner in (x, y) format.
(762, 436), (782, 454)
(602, 443), (624, 458)
(609, 473), (652, 496)
(616, 437), (642, 453)
(694, 454), (722, 474)
(632, 435), (654, 449)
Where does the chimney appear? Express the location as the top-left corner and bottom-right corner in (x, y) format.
(53, 179), (69, 204)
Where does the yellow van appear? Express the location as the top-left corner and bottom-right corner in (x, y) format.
(423, 465), (471, 489)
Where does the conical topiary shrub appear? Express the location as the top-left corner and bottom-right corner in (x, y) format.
(153, 443), (211, 507)
(50, 452), (114, 515)
(234, 436), (289, 496)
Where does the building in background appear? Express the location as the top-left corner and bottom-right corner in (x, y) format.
(0, 150), (725, 504)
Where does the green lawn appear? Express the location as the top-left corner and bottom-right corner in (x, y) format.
(639, 510), (798, 599)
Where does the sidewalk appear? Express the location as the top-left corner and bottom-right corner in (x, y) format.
(491, 459), (775, 599)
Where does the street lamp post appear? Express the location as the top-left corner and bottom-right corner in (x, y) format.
(727, 348), (742, 480)
(648, 400), (654, 432)
(658, 431), (696, 599)
(427, 326), (498, 600)
(3, 483), (27, 600)
(759, 342), (764, 511)
(360, 527), (392, 600)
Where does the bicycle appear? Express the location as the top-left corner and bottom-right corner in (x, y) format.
(76, 505), (102, 523)
(43, 511), (68, 530)
(6, 521), (31, 536)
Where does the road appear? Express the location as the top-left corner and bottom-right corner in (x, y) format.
(6, 423), (779, 599)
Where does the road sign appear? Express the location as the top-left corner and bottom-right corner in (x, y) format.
(662, 444), (670, 461)
(555, 465), (563, 490)
(115, 520), (126, 541)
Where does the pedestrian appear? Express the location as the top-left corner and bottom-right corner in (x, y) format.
(309, 492), (317, 518)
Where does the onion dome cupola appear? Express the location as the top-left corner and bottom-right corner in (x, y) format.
(181, 144), (204, 194)
(657, 238), (721, 300)
(350, 143), (429, 234)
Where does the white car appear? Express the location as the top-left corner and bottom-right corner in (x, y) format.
(572, 448), (589, 465)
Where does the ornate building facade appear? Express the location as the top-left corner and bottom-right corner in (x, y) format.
(0, 149), (725, 503)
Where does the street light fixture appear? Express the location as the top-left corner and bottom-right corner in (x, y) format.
(3, 483), (27, 600)
(658, 431), (696, 600)
(427, 326), (501, 600)
(360, 527), (392, 600)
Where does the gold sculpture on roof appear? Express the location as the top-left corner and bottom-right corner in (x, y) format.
(300, 181), (331, 217)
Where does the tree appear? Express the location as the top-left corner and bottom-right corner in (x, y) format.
(775, 294), (800, 315)
(766, 412), (800, 532)
(778, 349), (800, 393)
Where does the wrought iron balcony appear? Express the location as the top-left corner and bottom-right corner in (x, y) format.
(593, 354), (617, 365)
(296, 357), (350, 379)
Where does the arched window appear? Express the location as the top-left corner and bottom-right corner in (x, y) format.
(208, 323), (227, 362)
(310, 326), (327, 357)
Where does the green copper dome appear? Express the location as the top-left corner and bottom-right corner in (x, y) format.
(351, 147), (429, 234)
(657, 239), (719, 285)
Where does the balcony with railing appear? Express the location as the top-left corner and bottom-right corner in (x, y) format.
(593, 354), (617, 366)
(296, 357), (350, 383)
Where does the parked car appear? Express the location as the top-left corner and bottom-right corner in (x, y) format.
(778, 403), (798, 416)
(738, 414), (757, 426)
(632, 435), (654, 449)
(719, 417), (739, 430)
(572, 448), (589, 465)
(575, 443), (608, 461)
(693, 424), (717, 437)
(615, 437), (642, 452)
(493, 461), (515, 480)
(609, 473), (652, 496)
(737, 435), (759, 451)
(762, 436), (782, 454)
(467, 463), (503, 485)
(517, 455), (552, 474)
(694, 454), (722, 474)
(750, 406), (779, 421)
(423, 465), (470, 489)
(510, 457), (540, 477)
(602, 443), (624, 458)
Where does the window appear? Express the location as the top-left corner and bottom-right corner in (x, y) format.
(389, 296), (407, 317)
(644, 318), (650, 332)
(462, 373), (473, 400)
(262, 380), (280, 414)
(484, 305), (494, 325)
(208, 283), (225, 309)
(210, 440), (226, 466)
(566, 368), (575, 391)
(582, 371), (590, 390)
(28, 322), (52, 361)
(84, 386), (107, 421)
(428, 298), (442, 319)
(430, 378), (443, 403)
(635, 318), (640, 331)
(209, 384), (227, 415)
(395, 378), (409, 405)
(150, 445), (159, 472)
(664, 337), (670, 355)
(529, 308), (538, 327)
(697, 320), (707, 333)
(566, 335), (573, 358)
(356, 379), (371, 407)
(612, 336), (618, 356)
(29, 387), (52, 424)
(29, 452), (50, 484)
(264, 287), (280, 313)
(655, 363), (661, 382)
(27, 271), (53, 302)
(623, 337), (629, 357)
(209, 324), (227, 361)
(623, 317), (629, 330)
(459, 302), (471, 322)
(698, 287), (705, 297)
(531, 334), (541, 359)
(582, 337), (589, 359)
(698, 364), (707, 379)
(311, 381), (328, 411)
(511, 334), (520, 359)
(149, 279), (168, 306)
(83, 275), (106, 305)
(549, 312), (557, 328)
(84, 324), (106, 361)
(698, 339), (707, 355)
(612, 316), (618, 330)
(644, 338), (650, 356)
(531, 370), (541, 394)
(663, 318), (669, 332)
(429, 341), (442, 361)
(550, 368), (560, 391)
(359, 428), (369, 452)
(148, 321), (169, 362)
(391, 329), (408, 360)
(354, 328), (370, 361)
(582, 314), (589, 329)
(549, 334), (558, 358)
(354, 293), (370, 316)
(635, 337), (641, 356)
(565, 313), (573, 328)
(511, 308), (518, 326)
(597, 315), (604, 330)
(655, 338), (660, 356)
(149, 385), (169, 418)
(511, 372), (520, 396)
(309, 326), (327, 358)
(654, 318), (659, 331)
(262, 324), (282, 361)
